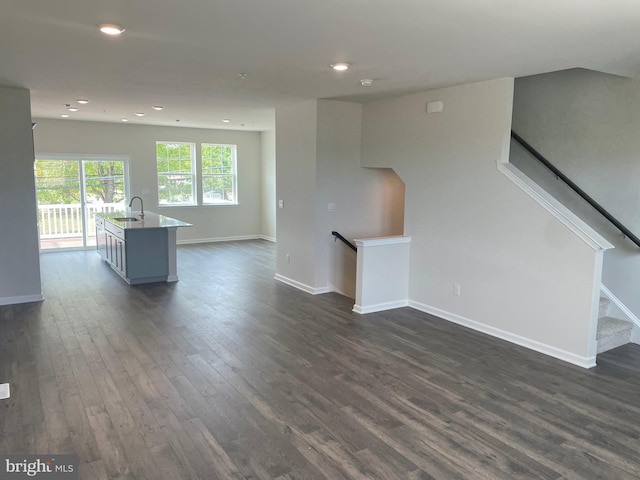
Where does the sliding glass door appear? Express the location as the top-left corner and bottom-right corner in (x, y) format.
(34, 156), (129, 250)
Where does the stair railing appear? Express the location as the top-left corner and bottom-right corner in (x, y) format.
(331, 231), (357, 252)
(511, 131), (640, 248)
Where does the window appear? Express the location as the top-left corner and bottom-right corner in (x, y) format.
(34, 155), (129, 249)
(201, 144), (237, 205)
(156, 142), (196, 205)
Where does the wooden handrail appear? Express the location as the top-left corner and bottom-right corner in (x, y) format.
(331, 231), (357, 252)
(511, 130), (640, 248)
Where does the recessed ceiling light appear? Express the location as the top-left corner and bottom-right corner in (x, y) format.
(152, 105), (164, 111)
(67, 107), (79, 112)
(222, 119), (231, 123)
(60, 114), (70, 118)
(121, 118), (128, 122)
(134, 112), (145, 117)
(98, 23), (125, 36)
(360, 79), (374, 87)
(331, 63), (350, 71)
(77, 99), (89, 104)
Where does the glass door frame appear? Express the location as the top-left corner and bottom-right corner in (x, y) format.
(35, 153), (131, 251)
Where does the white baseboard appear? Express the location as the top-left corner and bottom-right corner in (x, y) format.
(600, 284), (640, 329)
(408, 300), (596, 369)
(274, 274), (331, 295)
(353, 300), (408, 314)
(178, 235), (265, 245)
(260, 235), (276, 243)
(0, 293), (44, 307)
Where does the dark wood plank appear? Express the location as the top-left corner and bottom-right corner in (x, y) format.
(2, 241), (640, 479)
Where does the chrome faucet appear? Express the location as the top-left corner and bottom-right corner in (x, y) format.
(129, 196), (145, 218)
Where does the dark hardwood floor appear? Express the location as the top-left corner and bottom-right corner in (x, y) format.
(2, 240), (640, 479)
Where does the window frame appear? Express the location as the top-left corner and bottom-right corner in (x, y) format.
(156, 141), (197, 207)
(200, 143), (238, 206)
(34, 153), (131, 249)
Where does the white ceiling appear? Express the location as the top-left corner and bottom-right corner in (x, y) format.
(2, 0), (640, 131)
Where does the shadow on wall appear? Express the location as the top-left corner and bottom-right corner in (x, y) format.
(379, 167), (406, 236)
(330, 167), (405, 299)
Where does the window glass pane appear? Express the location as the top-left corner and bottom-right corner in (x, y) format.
(203, 175), (235, 204)
(167, 144), (179, 160)
(35, 160), (81, 205)
(180, 144), (191, 158)
(157, 143), (167, 158)
(84, 161), (126, 204)
(156, 142), (195, 205)
(179, 159), (192, 173)
(202, 177), (221, 203)
(221, 176), (234, 202)
(201, 143), (237, 205)
(174, 176), (193, 203)
(157, 175), (171, 204)
(35, 158), (129, 250)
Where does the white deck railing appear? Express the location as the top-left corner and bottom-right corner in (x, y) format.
(38, 203), (122, 238)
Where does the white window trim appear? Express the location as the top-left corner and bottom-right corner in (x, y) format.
(201, 143), (238, 206)
(156, 141), (197, 207)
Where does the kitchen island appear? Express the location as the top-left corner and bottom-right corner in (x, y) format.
(95, 211), (192, 285)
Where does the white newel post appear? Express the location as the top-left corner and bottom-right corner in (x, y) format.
(353, 236), (411, 314)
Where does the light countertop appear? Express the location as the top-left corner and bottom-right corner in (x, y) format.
(97, 210), (192, 229)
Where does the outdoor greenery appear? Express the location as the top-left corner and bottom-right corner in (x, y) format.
(35, 159), (125, 205)
(156, 143), (195, 205)
(156, 142), (237, 205)
(202, 143), (235, 203)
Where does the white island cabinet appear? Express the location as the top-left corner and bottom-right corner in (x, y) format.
(95, 211), (192, 285)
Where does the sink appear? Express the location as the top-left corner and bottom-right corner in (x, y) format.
(113, 217), (138, 222)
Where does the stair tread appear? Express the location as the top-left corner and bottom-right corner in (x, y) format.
(597, 316), (633, 339)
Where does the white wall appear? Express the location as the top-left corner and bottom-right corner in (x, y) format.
(0, 87), (42, 305)
(275, 99), (404, 297)
(275, 101), (319, 290)
(260, 129), (276, 241)
(512, 69), (640, 319)
(315, 100), (404, 297)
(361, 78), (604, 366)
(33, 119), (264, 243)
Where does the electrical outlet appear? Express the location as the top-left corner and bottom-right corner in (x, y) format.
(453, 283), (461, 296)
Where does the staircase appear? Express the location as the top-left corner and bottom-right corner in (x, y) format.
(597, 297), (633, 354)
